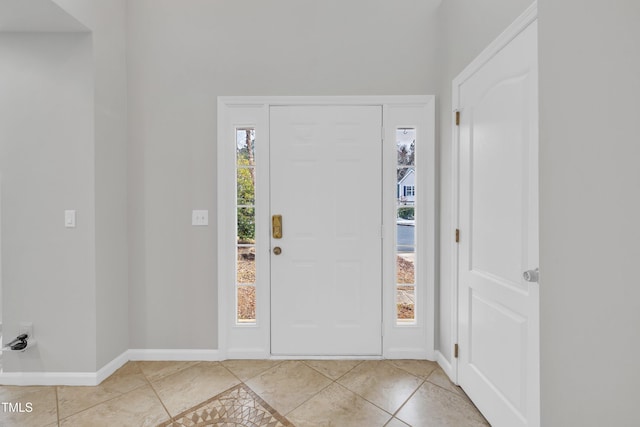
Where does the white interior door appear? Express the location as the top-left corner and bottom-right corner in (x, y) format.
(457, 21), (539, 426)
(270, 105), (382, 356)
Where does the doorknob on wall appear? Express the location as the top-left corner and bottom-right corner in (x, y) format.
(273, 246), (282, 255)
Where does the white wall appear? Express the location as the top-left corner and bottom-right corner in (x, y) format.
(0, 0), (128, 373)
(434, 0), (534, 363)
(126, 0), (440, 349)
(0, 32), (96, 372)
(52, 0), (129, 369)
(538, 1), (640, 425)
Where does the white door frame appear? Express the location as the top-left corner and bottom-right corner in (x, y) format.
(449, 1), (538, 382)
(217, 95), (435, 359)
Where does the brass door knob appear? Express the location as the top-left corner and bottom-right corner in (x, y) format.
(273, 246), (282, 255)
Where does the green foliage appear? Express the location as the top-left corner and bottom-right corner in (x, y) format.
(237, 161), (255, 205)
(398, 207), (415, 220)
(237, 159), (255, 242)
(236, 129), (256, 243)
(237, 207), (255, 243)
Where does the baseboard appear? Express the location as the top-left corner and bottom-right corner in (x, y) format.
(0, 348), (224, 386)
(270, 355), (384, 360)
(96, 350), (130, 384)
(0, 371), (98, 386)
(0, 350), (129, 386)
(226, 348), (269, 359)
(128, 348), (223, 361)
(384, 348), (434, 360)
(436, 350), (457, 384)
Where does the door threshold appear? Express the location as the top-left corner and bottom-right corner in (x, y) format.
(269, 355), (383, 360)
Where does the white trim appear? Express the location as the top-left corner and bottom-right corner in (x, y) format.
(217, 101), (270, 359)
(96, 350), (130, 384)
(128, 349), (224, 362)
(435, 350), (456, 384)
(0, 371), (99, 386)
(226, 348), (270, 360)
(270, 355), (383, 361)
(0, 350), (128, 386)
(384, 348), (433, 360)
(218, 96), (436, 359)
(382, 99), (436, 360)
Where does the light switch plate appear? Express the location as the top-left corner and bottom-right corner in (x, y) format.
(64, 210), (76, 228)
(192, 210), (208, 226)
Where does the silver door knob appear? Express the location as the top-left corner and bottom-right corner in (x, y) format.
(523, 268), (539, 283)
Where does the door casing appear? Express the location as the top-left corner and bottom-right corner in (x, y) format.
(217, 96), (435, 360)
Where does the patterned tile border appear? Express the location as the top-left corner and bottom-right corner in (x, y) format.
(158, 383), (294, 427)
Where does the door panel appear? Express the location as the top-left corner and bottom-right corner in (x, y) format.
(458, 21), (539, 426)
(270, 105), (382, 356)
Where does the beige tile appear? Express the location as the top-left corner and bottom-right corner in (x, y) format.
(150, 361), (239, 416)
(288, 382), (391, 427)
(303, 360), (362, 380)
(57, 362), (147, 419)
(388, 359), (438, 379)
(396, 382), (489, 427)
(426, 368), (470, 402)
(136, 360), (198, 382)
(337, 360), (423, 414)
(245, 361), (332, 415)
(220, 359), (283, 381)
(57, 385), (120, 420)
(99, 361), (147, 394)
(0, 386), (57, 427)
(60, 384), (169, 427)
(385, 418), (411, 427)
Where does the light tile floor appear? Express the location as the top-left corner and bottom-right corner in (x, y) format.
(0, 359), (489, 427)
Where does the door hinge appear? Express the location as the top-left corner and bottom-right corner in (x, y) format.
(455, 110), (460, 126)
(454, 343), (459, 358)
(380, 224), (384, 239)
(455, 228), (460, 243)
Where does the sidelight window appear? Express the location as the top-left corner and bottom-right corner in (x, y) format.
(396, 128), (417, 324)
(236, 128), (256, 324)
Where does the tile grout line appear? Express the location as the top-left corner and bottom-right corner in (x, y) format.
(223, 359), (286, 383)
(55, 382), (137, 421)
(271, 361), (336, 417)
(251, 360), (364, 419)
(391, 377), (426, 421)
(283, 378), (334, 417)
(136, 361), (174, 423)
(332, 361), (422, 420)
(55, 386), (60, 427)
(424, 373), (475, 402)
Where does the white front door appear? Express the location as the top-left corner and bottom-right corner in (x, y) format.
(457, 21), (539, 427)
(270, 105), (382, 356)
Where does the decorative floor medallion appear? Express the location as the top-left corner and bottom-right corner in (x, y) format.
(158, 383), (294, 427)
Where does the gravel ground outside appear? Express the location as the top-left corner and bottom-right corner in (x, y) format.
(235, 247), (415, 321)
